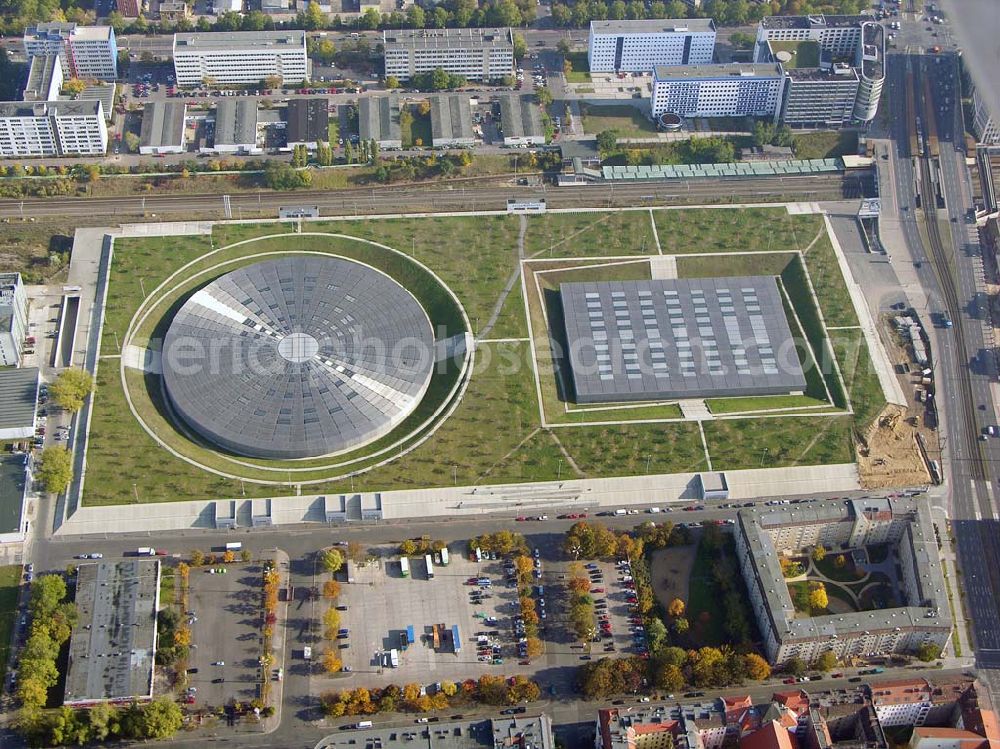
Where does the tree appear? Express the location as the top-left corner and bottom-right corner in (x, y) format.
(646, 618), (668, 653)
(808, 582), (828, 612)
(811, 546), (827, 563)
(916, 643), (942, 662)
(813, 651), (837, 672)
(385, 75), (401, 89)
(262, 160), (308, 190)
(744, 653), (771, 681)
(62, 78), (87, 96)
(222, 550), (235, 563)
(525, 637), (543, 657)
(563, 58), (573, 76)
(124, 131), (140, 152)
(557, 37), (571, 55)
(834, 554), (847, 569)
(431, 67), (451, 91)
(299, 0), (327, 30)
(320, 548), (344, 573)
(667, 598), (686, 618)
(535, 87), (553, 107)
(672, 617), (689, 634)
(323, 580), (342, 599)
(596, 129), (619, 154)
(240, 549), (251, 563)
(37, 446), (73, 495)
(17, 676), (48, 710)
(656, 663), (684, 692)
(49, 368), (95, 412)
(190, 549), (204, 566)
(399, 539), (418, 555)
(347, 541), (365, 564)
(513, 33), (527, 61)
(322, 649), (343, 673)
(134, 698), (183, 740)
(323, 607), (341, 638)
(31, 574), (67, 614)
(406, 4), (425, 28)
(785, 656), (807, 677)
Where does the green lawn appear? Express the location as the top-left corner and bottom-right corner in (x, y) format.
(703, 416), (855, 470)
(328, 118), (339, 144)
(580, 104), (657, 137)
(564, 52), (590, 83)
(686, 539), (726, 646)
(401, 106), (432, 148)
(801, 231), (860, 328)
(814, 553), (866, 583)
(653, 207), (823, 254)
(792, 130), (859, 160)
(768, 40), (820, 69)
(707, 394), (831, 414)
(0, 565), (22, 672)
(523, 211), (658, 257)
(832, 330), (885, 430)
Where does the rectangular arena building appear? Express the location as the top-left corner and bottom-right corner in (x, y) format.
(559, 277), (806, 403)
(64, 559), (160, 706)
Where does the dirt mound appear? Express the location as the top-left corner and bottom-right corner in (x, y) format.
(857, 404), (932, 489)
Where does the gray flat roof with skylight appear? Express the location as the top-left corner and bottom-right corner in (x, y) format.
(559, 277), (807, 403)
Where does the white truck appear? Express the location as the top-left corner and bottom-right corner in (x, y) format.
(225, 542), (242, 551)
(389, 648), (399, 668)
(136, 547), (156, 556)
(303, 646), (312, 660)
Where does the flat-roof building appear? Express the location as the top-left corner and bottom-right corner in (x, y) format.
(64, 560), (160, 706)
(23, 23), (117, 81)
(317, 714), (554, 749)
(559, 277), (807, 404)
(781, 66), (859, 127)
(0, 273), (28, 367)
(0, 454), (29, 544)
(973, 89), (1000, 145)
(139, 101), (186, 155)
(735, 498), (952, 665)
(430, 94), (475, 148)
(23, 54), (62, 102)
(285, 98), (328, 149)
(213, 98), (259, 154)
(383, 27), (514, 82)
(0, 366), (39, 439)
(498, 93), (545, 146)
(0, 99), (107, 157)
(587, 19), (716, 73)
(651, 63), (785, 119)
(172, 31), (309, 87)
(358, 95), (402, 149)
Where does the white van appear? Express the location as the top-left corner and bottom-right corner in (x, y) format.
(356, 721), (373, 729)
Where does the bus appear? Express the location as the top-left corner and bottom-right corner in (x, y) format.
(425, 554), (434, 579)
(400, 557), (410, 577)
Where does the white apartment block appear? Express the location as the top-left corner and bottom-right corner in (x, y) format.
(23, 23), (118, 81)
(382, 27), (514, 82)
(172, 31), (309, 87)
(651, 63), (784, 119)
(587, 19), (716, 73)
(0, 100), (106, 157)
(973, 89), (1000, 145)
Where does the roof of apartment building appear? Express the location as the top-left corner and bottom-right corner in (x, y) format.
(24, 21), (76, 39)
(67, 25), (114, 41)
(740, 721), (800, 749)
(589, 19), (716, 34)
(653, 63), (784, 81)
(773, 691), (811, 717)
(48, 100), (102, 118)
(784, 65), (859, 81)
(382, 27), (513, 49)
(214, 98), (257, 147)
(0, 102), (49, 118)
(761, 702), (799, 730)
(173, 30), (305, 50)
(869, 679), (933, 707)
(140, 101), (186, 150)
(760, 15), (870, 30)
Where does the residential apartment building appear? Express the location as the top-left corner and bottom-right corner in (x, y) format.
(0, 273), (28, 367)
(382, 27), (514, 82)
(781, 66), (859, 127)
(22, 54), (62, 103)
(870, 680), (934, 728)
(23, 23), (118, 81)
(735, 498), (952, 665)
(753, 15), (884, 125)
(651, 63), (784, 119)
(973, 89), (1000, 145)
(0, 99), (106, 157)
(172, 31), (309, 87)
(587, 19), (716, 73)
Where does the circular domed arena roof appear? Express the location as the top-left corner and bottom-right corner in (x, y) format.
(161, 255), (435, 459)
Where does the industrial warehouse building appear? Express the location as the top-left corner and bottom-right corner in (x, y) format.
(587, 19), (716, 73)
(735, 498), (952, 665)
(383, 27), (514, 82)
(359, 96), (402, 149)
(139, 101), (186, 155)
(430, 94), (475, 148)
(64, 559), (160, 706)
(172, 31), (309, 87)
(284, 98), (327, 149)
(498, 93), (545, 146)
(559, 277), (807, 404)
(212, 98), (260, 154)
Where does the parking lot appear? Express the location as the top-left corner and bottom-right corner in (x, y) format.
(186, 561), (266, 709)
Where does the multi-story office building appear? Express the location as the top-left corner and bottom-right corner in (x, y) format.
(735, 498), (952, 665)
(22, 54), (62, 102)
(23, 23), (118, 81)
(0, 273), (27, 367)
(383, 27), (514, 82)
(172, 31), (309, 87)
(651, 63), (784, 119)
(0, 100), (106, 157)
(973, 89), (1000, 145)
(781, 65), (859, 127)
(587, 19), (716, 73)
(753, 15), (883, 125)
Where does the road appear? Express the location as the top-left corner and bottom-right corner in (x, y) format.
(0, 173), (865, 221)
(885, 48), (1000, 675)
